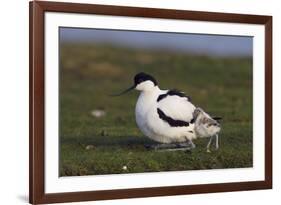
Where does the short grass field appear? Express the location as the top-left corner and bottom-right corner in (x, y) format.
(59, 43), (253, 176)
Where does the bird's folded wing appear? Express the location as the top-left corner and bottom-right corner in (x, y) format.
(157, 95), (196, 123)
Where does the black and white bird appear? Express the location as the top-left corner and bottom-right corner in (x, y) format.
(112, 72), (197, 149)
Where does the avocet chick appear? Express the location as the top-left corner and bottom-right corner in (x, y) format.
(192, 108), (221, 152)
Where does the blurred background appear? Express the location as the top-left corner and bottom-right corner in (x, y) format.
(59, 27), (253, 176)
(60, 27), (252, 57)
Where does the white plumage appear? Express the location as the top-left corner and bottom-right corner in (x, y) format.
(135, 86), (196, 144)
(113, 72), (221, 151)
(157, 93), (195, 123)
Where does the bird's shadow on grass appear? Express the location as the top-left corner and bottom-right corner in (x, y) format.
(61, 135), (157, 149)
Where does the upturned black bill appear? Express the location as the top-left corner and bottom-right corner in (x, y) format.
(110, 85), (135, 96)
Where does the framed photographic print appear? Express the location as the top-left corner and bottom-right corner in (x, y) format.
(29, 1), (272, 204)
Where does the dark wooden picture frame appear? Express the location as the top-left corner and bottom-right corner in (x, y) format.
(29, 1), (272, 204)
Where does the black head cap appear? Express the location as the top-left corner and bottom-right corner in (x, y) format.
(134, 72), (158, 86)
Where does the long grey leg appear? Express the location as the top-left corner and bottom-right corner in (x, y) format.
(215, 134), (219, 150)
(146, 143), (194, 152)
(146, 144), (177, 150)
(189, 140), (196, 149)
(207, 135), (213, 153)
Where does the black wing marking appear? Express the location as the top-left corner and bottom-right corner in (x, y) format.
(212, 116), (222, 121)
(190, 117), (196, 124)
(157, 108), (190, 127)
(157, 89), (191, 102)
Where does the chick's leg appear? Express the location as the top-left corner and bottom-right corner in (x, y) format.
(207, 135), (213, 153)
(215, 134), (219, 150)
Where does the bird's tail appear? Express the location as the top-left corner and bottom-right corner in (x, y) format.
(212, 116), (222, 122)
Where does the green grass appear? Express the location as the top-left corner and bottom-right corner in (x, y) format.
(59, 43), (253, 176)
